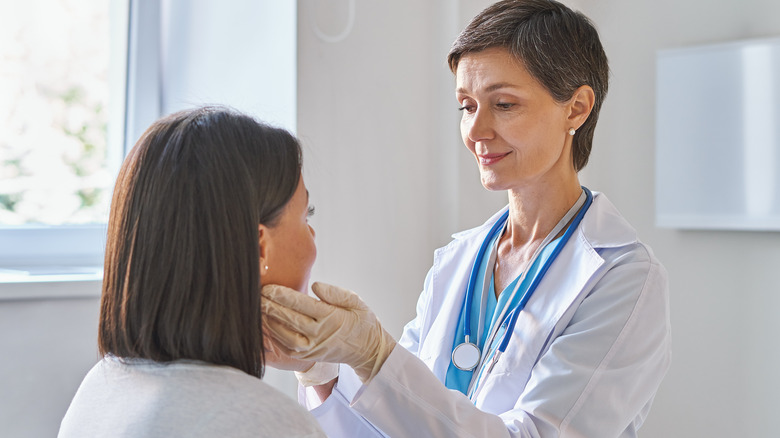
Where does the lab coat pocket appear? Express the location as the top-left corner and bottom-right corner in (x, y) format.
(472, 340), (544, 414)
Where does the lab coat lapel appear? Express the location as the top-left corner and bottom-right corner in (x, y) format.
(418, 237), (478, 381)
(472, 229), (605, 412)
(471, 193), (636, 412)
(419, 208), (509, 382)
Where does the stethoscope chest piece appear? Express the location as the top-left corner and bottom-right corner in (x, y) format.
(452, 341), (481, 371)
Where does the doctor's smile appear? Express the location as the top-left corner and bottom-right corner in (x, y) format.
(477, 151), (512, 165)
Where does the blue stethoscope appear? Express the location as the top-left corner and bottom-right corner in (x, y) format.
(451, 187), (593, 393)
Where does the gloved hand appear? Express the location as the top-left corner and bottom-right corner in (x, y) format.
(261, 282), (396, 383)
(294, 361), (340, 387)
(261, 323), (315, 373)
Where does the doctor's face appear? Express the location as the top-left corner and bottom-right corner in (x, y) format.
(455, 48), (575, 192)
(259, 176), (317, 293)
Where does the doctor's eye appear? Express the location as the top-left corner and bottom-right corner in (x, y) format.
(458, 104), (476, 114)
(307, 205), (316, 218)
(496, 102), (515, 110)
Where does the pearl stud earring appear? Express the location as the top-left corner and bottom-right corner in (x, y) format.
(568, 128), (576, 136)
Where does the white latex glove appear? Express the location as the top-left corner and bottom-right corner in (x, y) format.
(294, 361), (340, 387)
(261, 282), (396, 383)
(262, 323), (315, 372)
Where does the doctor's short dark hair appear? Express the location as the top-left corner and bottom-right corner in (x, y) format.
(447, 0), (609, 172)
(98, 106), (302, 378)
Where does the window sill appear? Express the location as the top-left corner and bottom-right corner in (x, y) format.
(0, 267), (102, 301)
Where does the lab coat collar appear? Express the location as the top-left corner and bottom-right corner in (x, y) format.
(421, 191), (637, 385)
(450, 192), (637, 249)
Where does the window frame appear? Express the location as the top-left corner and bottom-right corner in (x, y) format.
(0, 0), (157, 271)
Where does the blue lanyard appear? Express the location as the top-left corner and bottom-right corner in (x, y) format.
(459, 187), (593, 363)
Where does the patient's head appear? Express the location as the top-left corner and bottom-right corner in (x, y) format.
(98, 106), (315, 377)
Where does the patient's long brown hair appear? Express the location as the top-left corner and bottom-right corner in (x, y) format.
(99, 106), (301, 377)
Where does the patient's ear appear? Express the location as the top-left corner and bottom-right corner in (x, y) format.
(258, 224), (270, 278)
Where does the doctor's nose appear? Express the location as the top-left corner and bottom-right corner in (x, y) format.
(464, 109), (495, 144)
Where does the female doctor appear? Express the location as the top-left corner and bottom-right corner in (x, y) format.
(262, 0), (671, 436)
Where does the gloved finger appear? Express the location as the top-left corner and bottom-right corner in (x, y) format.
(263, 315), (314, 354)
(261, 297), (325, 335)
(262, 320), (289, 351)
(262, 324), (308, 361)
(263, 332), (298, 358)
(311, 282), (367, 310)
(262, 331), (293, 361)
(262, 284), (335, 320)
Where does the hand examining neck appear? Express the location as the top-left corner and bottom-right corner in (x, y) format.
(261, 282), (397, 384)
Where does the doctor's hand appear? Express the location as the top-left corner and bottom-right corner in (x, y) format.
(262, 324), (315, 373)
(261, 282), (396, 383)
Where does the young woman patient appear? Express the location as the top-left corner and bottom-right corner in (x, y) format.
(58, 106), (323, 437)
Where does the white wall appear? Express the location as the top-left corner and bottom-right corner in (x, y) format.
(159, 0), (296, 130)
(0, 283), (100, 438)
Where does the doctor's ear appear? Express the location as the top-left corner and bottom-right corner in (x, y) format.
(567, 85), (595, 128)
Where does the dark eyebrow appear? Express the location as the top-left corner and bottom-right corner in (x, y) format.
(456, 82), (520, 95)
(306, 190), (309, 202)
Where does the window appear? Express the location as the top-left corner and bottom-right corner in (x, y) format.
(0, 0), (128, 270)
(0, 0), (296, 274)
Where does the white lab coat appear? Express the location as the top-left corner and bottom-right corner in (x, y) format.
(300, 192), (671, 437)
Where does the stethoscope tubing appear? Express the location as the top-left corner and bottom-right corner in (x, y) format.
(458, 187), (594, 395)
(495, 187), (593, 353)
(462, 209), (510, 340)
